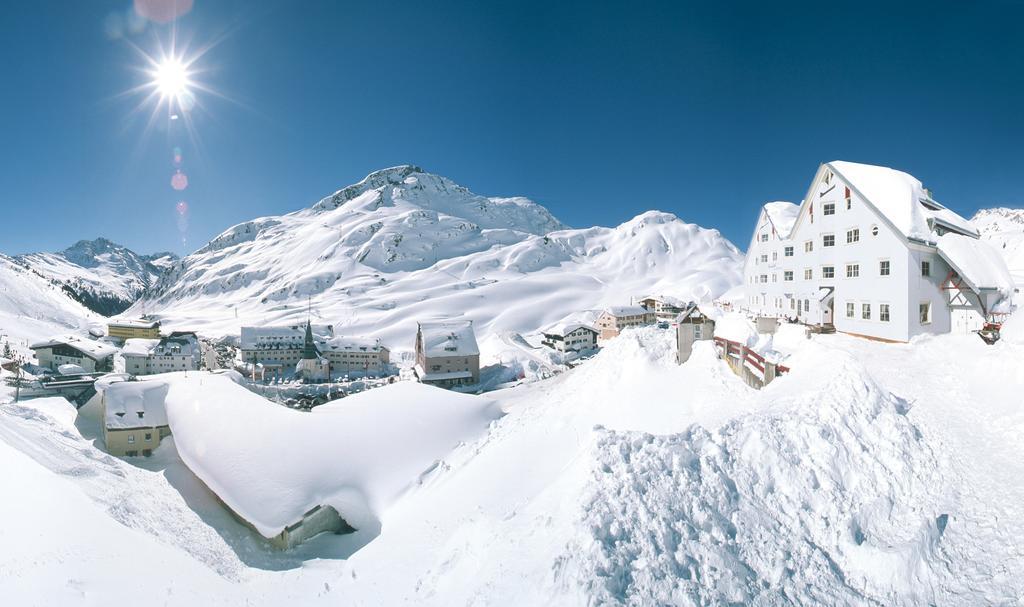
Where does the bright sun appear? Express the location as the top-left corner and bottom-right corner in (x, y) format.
(154, 58), (189, 98)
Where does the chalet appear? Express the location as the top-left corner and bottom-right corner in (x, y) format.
(30, 336), (116, 373)
(637, 295), (687, 322)
(101, 379), (171, 457)
(107, 318), (161, 341)
(541, 323), (598, 353)
(122, 333), (201, 375)
(675, 303), (716, 364)
(595, 306), (656, 340)
(414, 320), (480, 388)
(743, 161), (1015, 342)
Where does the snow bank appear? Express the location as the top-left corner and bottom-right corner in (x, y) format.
(712, 312), (757, 346)
(164, 374), (502, 537)
(569, 349), (952, 605)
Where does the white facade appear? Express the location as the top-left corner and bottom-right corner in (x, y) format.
(122, 334), (201, 376)
(595, 306), (656, 340)
(743, 161), (1014, 342)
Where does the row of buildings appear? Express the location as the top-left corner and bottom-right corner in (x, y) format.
(538, 295), (687, 354)
(239, 322), (391, 382)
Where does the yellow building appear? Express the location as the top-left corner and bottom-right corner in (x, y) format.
(107, 318), (161, 340)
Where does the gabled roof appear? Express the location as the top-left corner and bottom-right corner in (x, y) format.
(108, 318), (160, 330)
(603, 305), (650, 317)
(418, 320), (479, 357)
(828, 161), (978, 242)
(762, 201), (800, 239)
(30, 335), (118, 361)
(102, 380), (169, 430)
(542, 322), (598, 337)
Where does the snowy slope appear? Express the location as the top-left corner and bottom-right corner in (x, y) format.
(16, 238), (175, 315)
(4, 324), (1023, 605)
(971, 207), (1024, 286)
(0, 254), (101, 348)
(130, 166), (743, 356)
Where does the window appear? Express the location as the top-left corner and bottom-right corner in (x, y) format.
(846, 228), (860, 243)
(846, 302), (855, 318)
(760, 233), (768, 242)
(145, 432), (153, 442)
(871, 225), (879, 236)
(920, 302), (932, 324)
(805, 241), (813, 253)
(846, 198), (852, 210)
(822, 265), (835, 279)
(760, 275), (767, 283)
(693, 325), (702, 339)
(880, 304), (890, 322)
(772, 273), (777, 283)
(128, 434), (135, 444)
(784, 271), (793, 281)
(784, 246), (793, 257)
(804, 268), (812, 280)
(804, 299), (810, 312)
(823, 234), (835, 247)
(790, 299), (795, 310)
(921, 260), (931, 277)
(879, 260), (890, 276)
(761, 254), (768, 263)
(823, 202), (836, 215)
(846, 263), (860, 278)
(862, 303), (871, 320)
(772, 251), (778, 261)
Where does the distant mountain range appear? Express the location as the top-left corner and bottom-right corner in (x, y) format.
(128, 165), (744, 351)
(12, 238), (177, 316)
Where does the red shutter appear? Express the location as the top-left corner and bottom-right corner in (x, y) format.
(845, 186), (851, 199)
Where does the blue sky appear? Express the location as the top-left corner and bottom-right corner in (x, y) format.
(2, 0), (1022, 255)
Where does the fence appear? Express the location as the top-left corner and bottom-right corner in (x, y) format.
(713, 336), (790, 389)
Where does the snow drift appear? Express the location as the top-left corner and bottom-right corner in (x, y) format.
(163, 373), (503, 537)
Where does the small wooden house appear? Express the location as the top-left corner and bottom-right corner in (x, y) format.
(675, 304), (716, 364)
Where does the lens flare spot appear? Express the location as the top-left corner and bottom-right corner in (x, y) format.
(176, 201), (188, 215)
(171, 170), (189, 191)
(134, 0), (194, 24)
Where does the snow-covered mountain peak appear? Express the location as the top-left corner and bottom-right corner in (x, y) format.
(971, 207), (1024, 234)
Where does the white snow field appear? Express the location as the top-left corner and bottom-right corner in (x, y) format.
(3, 317), (1024, 605)
(127, 166), (744, 358)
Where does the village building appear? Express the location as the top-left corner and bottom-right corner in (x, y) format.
(240, 323), (389, 379)
(675, 303), (716, 364)
(414, 320), (480, 388)
(743, 161), (1015, 342)
(101, 379), (171, 457)
(107, 318), (161, 341)
(30, 335), (116, 373)
(541, 323), (599, 353)
(594, 306), (656, 340)
(121, 332), (201, 376)
(637, 295), (688, 322)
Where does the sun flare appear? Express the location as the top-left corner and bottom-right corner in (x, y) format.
(154, 58), (189, 98)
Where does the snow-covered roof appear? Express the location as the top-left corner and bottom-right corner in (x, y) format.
(936, 233), (1016, 299)
(636, 294), (686, 307)
(322, 336), (387, 352)
(121, 338), (161, 357)
(541, 322), (598, 337)
(29, 335), (118, 361)
(240, 324), (334, 350)
(828, 161), (978, 242)
(108, 318), (160, 329)
(164, 374), (502, 538)
(763, 201), (800, 238)
(418, 321), (479, 357)
(102, 380), (169, 430)
(603, 306), (650, 317)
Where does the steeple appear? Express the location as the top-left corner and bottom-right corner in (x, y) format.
(301, 320), (319, 360)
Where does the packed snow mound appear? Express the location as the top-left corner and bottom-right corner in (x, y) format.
(164, 374), (502, 537)
(971, 207), (1024, 286)
(568, 349), (959, 605)
(129, 167), (743, 355)
(15, 238), (173, 315)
